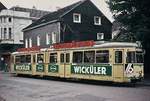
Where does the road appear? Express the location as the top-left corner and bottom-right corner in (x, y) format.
(0, 73), (150, 101)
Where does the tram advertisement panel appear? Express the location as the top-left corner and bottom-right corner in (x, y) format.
(36, 64), (45, 72)
(14, 64), (31, 71)
(71, 65), (112, 76)
(48, 65), (59, 73)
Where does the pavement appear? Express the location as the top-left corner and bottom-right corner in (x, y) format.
(1, 71), (150, 101)
(0, 71), (150, 86)
(140, 75), (150, 86)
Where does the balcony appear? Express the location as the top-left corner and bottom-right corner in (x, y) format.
(0, 39), (14, 44)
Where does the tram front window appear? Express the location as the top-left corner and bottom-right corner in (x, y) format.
(136, 51), (144, 63)
(15, 56), (21, 64)
(126, 52), (136, 63)
(126, 51), (144, 63)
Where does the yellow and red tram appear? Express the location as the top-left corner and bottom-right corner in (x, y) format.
(11, 41), (144, 83)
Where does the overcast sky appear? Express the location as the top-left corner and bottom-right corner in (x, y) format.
(1, 0), (113, 22)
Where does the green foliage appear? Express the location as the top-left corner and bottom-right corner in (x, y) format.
(107, 0), (150, 48)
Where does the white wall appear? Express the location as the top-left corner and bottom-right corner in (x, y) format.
(0, 9), (32, 44)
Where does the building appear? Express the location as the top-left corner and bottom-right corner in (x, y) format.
(0, 2), (7, 11)
(23, 0), (112, 48)
(0, 5), (50, 70)
(10, 6), (50, 22)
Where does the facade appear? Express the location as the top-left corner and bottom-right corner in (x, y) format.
(23, 0), (112, 48)
(0, 5), (50, 70)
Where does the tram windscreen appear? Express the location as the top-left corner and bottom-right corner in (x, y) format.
(126, 52), (136, 63)
(136, 51), (144, 63)
(126, 51), (144, 63)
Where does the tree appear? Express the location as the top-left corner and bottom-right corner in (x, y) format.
(107, 0), (150, 74)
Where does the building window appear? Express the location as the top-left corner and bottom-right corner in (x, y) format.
(0, 18), (2, 23)
(73, 13), (81, 23)
(37, 35), (40, 46)
(4, 28), (7, 39)
(8, 17), (12, 22)
(0, 27), (1, 39)
(46, 34), (51, 45)
(3, 17), (6, 23)
(25, 39), (28, 48)
(9, 28), (12, 39)
(52, 32), (56, 44)
(94, 16), (101, 25)
(97, 33), (104, 40)
(1, 17), (3, 23)
(1, 28), (3, 39)
(29, 38), (32, 48)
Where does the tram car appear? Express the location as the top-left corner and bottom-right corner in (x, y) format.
(11, 41), (144, 83)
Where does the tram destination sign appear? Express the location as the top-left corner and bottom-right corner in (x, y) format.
(14, 64), (31, 71)
(71, 65), (112, 76)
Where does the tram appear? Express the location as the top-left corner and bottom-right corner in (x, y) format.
(11, 41), (144, 83)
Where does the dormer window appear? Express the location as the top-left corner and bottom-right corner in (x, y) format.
(94, 16), (101, 25)
(73, 13), (81, 23)
(97, 33), (104, 40)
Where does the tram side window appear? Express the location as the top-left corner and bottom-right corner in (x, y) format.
(60, 53), (64, 63)
(60, 53), (70, 63)
(26, 55), (31, 63)
(115, 51), (122, 63)
(84, 51), (95, 63)
(73, 52), (83, 63)
(20, 55), (26, 63)
(50, 53), (57, 63)
(15, 55), (31, 63)
(96, 50), (109, 63)
(126, 52), (136, 63)
(66, 53), (70, 63)
(136, 51), (144, 63)
(37, 54), (44, 63)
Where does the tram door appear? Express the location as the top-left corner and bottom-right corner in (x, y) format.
(59, 52), (71, 78)
(113, 49), (125, 82)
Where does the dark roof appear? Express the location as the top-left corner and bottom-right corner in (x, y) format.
(23, 0), (86, 31)
(10, 6), (50, 19)
(112, 21), (122, 32)
(0, 2), (7, 11)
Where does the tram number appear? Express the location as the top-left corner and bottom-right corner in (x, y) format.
(125, 64), (134, 74)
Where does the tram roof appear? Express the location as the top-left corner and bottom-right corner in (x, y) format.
(93, 42), (139, 48)
(12, 41), (141, 54)
(47, 41), (140, 51)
